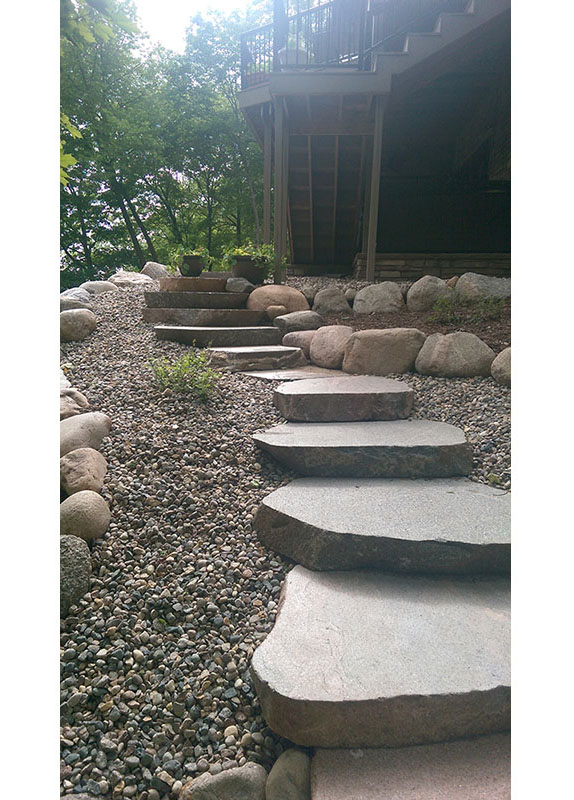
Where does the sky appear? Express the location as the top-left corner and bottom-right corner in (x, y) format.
(134, 0), (247, 52)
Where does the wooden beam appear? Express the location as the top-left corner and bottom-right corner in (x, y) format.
(273, 97), (287, 283)
(287, 120), (375, 136)
(263, 104), (272, 244)
(331, 135), (339, 262)
(366, 95), (386, 283)
(308, 135), (314, 265)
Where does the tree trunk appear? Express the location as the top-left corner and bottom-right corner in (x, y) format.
(122, 189), (159, 262)
(107, 174), (146, 266)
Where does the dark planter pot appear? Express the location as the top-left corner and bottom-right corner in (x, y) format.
(180, 255), (204, 277)
(231, 256), (266, 285)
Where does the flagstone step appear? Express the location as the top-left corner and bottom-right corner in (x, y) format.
(274, 376), (414, 422)
(253, 419), (473, 478)
(209, 345), (308, 372)
(240, 366), (347, 381)
(144, 291), (249, 309)
(311, 734), (511, 800)
(255, 478), (510, 573)
(154, 326), (282, 347)
(143, 308), (267, 326)
(158, 276), (228, 292)
(251, 566), (510, 748)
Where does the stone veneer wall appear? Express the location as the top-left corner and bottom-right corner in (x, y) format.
(351, 253), (511, 281)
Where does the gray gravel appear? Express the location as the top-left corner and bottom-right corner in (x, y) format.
(60, 284), (509, 798)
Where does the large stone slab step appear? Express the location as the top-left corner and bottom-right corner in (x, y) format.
(253, 419), (473, 478)
(143, 308), (267, 327)
(154, 325), (282, 347)
(274, 376), (414, 422)
(255, 477), (510, 573)
(144, 291), (249, 309)
(158, 276), (228, 292)
(209, 345), (307, 372)
(240, 366), (347, 381)
(251, 566), (510, 748)
(311, 734), (510, 799)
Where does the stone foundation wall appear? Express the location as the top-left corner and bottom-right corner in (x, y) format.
(352, 253), (511, 281)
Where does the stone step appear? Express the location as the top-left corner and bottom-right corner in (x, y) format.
(240, 366), (347, 381)
(154, 326), (282, 347)
(158, 276), (228, 292)
(274, 376), (414, 422)
(311, 734), (511, 800)
(144, 291), (249, 309)
(251, 566), (510, 748)
(253, 419), (473, 478)
(143, 308), (267, 327)
(208, 345), (307, 373)
(255, 477), (510, 573)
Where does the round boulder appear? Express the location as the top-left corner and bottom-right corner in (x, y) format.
(353, 282), (405, 314)
(226, 276), (255, 294)
(247, 285), (309, 314)
(60, 309), (97, 342)
(142, 261), (173, 279)
(491, 347), (511, 386)
(108, 270), (154, 288)
(61, 535), (91, 617)
(301, 285), (317, 305)
(266, 304), (288, 321)
(454, 272), (511, 301)
(266, 749), (311, 800)
(344, 287), (356, 303)
(447, 275), (459, 288)
(61, 448), (108, 495)
(312, 287), (351, 315)
(60, 388), (90, 420)
(282, 330), (317, 359)
(406, 275), (452, 312)
(343, 328), (427, 375)
(309, 325), (354, 369)
(180, 762), (267, 800)
(273, 310), (324, 335)
(60, 490), (111, 541)
(61, 287), (93, 303)
(79, 280), (119, 295)
(60, 368), (71, 389)
(60, 296), (92, 312)
(415, 331), (495, 377)
(60, 411), (111, 457)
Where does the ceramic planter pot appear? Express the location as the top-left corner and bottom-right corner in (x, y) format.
(231, 256), (266, 285)
(180, 255), (204, 277)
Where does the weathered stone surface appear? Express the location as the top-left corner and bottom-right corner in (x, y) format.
(311, 734), (510, 800)
(406, 275), (452, 312)
(143, 307), (266, 326)
(180, 762), (267, 799)
(415, 332), (495, 377)
(159, 276), (228, 293)
(342, 328), (426, 375)
(353, 282), (405, 314)
(344, 288), (356, 303)
(266, 749), (311, 800)
(79, 280), (119, 295)
(108, 270), (155, 288)
(266, 304), (288, 321)
(154, 325), (282, 347)
(60, 535), (91, 617)
(60, 388), (90, 420)
(60, 296), (92, 311)
(60, 309), (98, 342)
(226, 276), (255, 294)
(241, 366), (346, 381)
(144, 290), (249, 309)
(301, 285), (317, 305)
(61, 287), (93, 303)
(60, 490), (111, 541)
(60, 448), (108, 495)
(455, 272), (511, 301)
(491, 347), (511, 386)
(255, 477), (510, 573)
(209, 345), (307, 373)
(274, 311), (323, 335)
(60, 411), (112, 457)
(274, 376), (413, 422)
(446, 275), (459, 288)
(282, 330), (317, 358)
(247, 285), (309, 314)
(309, 326), (353, 369)
(60, 368), (71, 389)
(253, 419), (473, 478)
(312, 287), (351, 315)
(251, 567), (510, 747)
(142, 260), (172, 279)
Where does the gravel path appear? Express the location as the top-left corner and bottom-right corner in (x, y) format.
(60, 286), (510, 798)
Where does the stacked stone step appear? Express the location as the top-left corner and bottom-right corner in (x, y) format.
(250, 375), (510, 798)
(144, 275), (307, 369)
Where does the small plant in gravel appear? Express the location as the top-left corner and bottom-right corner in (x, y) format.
(148, 351), (220, 400)
(428, 295), (507, 325)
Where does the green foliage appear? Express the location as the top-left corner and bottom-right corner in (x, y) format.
(222, 242), (285, 278)
(428, 295), (507, 325)
(148, 352), (220, 401)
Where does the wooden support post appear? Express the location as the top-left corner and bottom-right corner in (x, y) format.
(273, 97), (287, 284)
(263, 104), (272, 245)
(366, 95), (386, 283)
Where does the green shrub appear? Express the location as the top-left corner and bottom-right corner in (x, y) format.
(428, 295), (507, 325)
(148, 351), (220, 401)
(468, 296), (506, 323)
(427, 295), (464, 324)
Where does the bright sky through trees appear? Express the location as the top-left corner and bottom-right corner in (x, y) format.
(135, 0), (246, 52)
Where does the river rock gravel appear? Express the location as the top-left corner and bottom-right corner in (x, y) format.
(60, 284), (510, 798)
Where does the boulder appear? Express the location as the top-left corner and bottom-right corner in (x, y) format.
(180, 762), (267, 800)
(274, 311), (324, 335)
(447, 275), (459, 288)
(282, 330), (317, 359)
(61, 287), (93, 303)
(61, 448), (108, 495)
(142, 261), (172, 280)
(60, 535), (91, 617)
(491, 347), (511, 386)
(79, 280), (119, 295)
(108, 270), (154, 288)
(60, 296), (92, 312)
(265, 749), (311, 800)
(60, 490), (111, 541)
(454, 272), (511, 301)
(301, 285), (317, 305)
(226, 276), (255, 294)
(247, 285), (309, 314)
(60, 309), (98, 342)
(415, 332), (495, 377)
(406, 275), (452, 312)
(344, 287), (356, 303)
(353, 282), (405, 314)
(343, 328), (426, 375)
(266, 304), (288, 321)
(309, 325), (354, 369)
(312, 287), (351, 315)
(60, 388), (90, 420)
(60, 368), (71, 389)
(60, 411), (111, 457)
